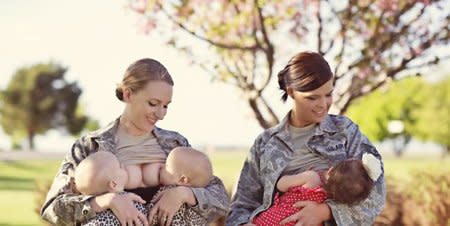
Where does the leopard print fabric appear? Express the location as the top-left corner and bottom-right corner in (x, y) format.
(148, 186), (207, 226)
(147, 203), (207, 226)
(82, 188), (207, 226)
(82, 201), (148, 226)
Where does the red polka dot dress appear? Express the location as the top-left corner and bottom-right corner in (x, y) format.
(252, 186), (327, 226)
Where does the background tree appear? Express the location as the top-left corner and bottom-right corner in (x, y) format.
(346, 76), (425, 156)
(410, 76), (450, 154)
(0, 62), (97, 150)
(128, 0), (450, 128)
(347, 75), (449, 156)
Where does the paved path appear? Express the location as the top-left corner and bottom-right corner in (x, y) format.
(0, 151), (65, 161)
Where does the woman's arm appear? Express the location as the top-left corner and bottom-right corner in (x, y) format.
(189, 176), (230, 222)
(149, 130), (230, 223)
(41, 135), (149, 225)
(147, 176), (229, 225)
(326, 122), (386, 225)
(277, 171), (319, 192)
(226, 137), (264, 226)
(40, 136), (97, 225)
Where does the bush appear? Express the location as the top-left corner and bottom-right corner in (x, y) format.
(34, 180), (52, 226)
(375, 172), (450, 226)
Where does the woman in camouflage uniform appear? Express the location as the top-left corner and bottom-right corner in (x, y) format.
(41, 58), (229, 226)
(226, 52), (386, 226)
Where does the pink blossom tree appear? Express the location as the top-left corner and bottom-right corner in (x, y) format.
(128, 0), (449, 128)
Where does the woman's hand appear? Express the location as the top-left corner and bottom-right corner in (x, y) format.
(91, 192), (148, 226)
(148, 186), (196, 226)
(280, 201), (331, 226)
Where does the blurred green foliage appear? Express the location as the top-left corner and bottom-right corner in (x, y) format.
(410, 78), (450, 153)
(346, 76), (450, 155)
(0, 62), (99, 150)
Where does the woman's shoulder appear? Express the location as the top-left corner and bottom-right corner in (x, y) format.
(84, 118), (118, 138)
(323, 114), (357, 131)
(153, 127), (190, 147)
(250, 124), (284, 149)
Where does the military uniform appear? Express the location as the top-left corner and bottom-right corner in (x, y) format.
(226, 113), (386, 226)
(40, 118), (229, 225)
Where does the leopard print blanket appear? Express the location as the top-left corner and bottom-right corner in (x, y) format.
(83, 188), (207, 226)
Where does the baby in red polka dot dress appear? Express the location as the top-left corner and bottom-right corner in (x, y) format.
(252, 154), (382, 226)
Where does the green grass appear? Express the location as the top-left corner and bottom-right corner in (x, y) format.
(0, 160), (60, 226)
(384, 158), (450, 179)
(0, 152), (449, 225)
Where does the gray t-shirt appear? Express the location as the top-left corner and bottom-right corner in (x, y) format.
(282, 123), (329, 175)
(113, 127), (166, 165)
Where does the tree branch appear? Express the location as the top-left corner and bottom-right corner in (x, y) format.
(331, 0), (352, 78)
(316, 1), (324, 54)
(157, 2), (259, 51)
(254, 0), (274, 91)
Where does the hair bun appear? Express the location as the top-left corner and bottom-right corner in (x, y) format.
(115, 87), (124, 101)
(277, 66), (290, 102)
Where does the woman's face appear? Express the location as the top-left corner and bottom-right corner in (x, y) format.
(125, 80), (173, 133)
(289, 79), (333, 127)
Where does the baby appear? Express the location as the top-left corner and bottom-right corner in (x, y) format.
(252, 153), (382, 226)
(75, 147), (213, 226)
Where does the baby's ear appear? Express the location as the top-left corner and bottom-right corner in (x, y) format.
(108, 180), (119, 192)
(178, 175), (191, 186)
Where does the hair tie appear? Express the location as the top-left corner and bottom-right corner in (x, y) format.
(362, 153), (382, 181)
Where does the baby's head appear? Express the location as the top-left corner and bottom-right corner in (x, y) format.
(74, 151), (128, 195)
(323, 159), (375, 205)
(159, 147), (213, 187)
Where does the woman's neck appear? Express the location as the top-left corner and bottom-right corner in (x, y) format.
(119, 115), (147, 136)
(289, 111), (314, 128)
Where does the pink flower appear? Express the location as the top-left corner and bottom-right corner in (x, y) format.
(417, 0), (431, 5)
(129, 0), (148, 14)
(138, 18), (156, 35)
(412, 45), (424, 55)
(377, 0), (399, 12)
(358, 67), (372, 79)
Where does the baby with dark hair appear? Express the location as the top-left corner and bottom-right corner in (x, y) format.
(252, 153), (382, 226)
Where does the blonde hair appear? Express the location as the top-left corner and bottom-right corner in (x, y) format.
(116, 58), (174, 101)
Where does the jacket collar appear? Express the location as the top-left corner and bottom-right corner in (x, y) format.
(90, 116), (163, 141)
(271, 111), (340, 139)
(89, 117), (120, 140)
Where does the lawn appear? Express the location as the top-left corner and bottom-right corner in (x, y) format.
(0, 151), (449, 225)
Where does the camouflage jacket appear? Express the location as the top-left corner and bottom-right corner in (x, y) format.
(40, 117), (229, 225)
(226, 113), (386, 226)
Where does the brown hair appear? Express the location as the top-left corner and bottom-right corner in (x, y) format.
(277, 51), (333, 102)
(116, 58), (174, 101)
(323, 159), (374, 205)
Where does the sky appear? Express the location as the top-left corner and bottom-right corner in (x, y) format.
(0, 0), (294, 151)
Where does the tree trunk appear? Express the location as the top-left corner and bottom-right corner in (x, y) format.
(248, 95), (279, 129)
(28, 131), (35, 151)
